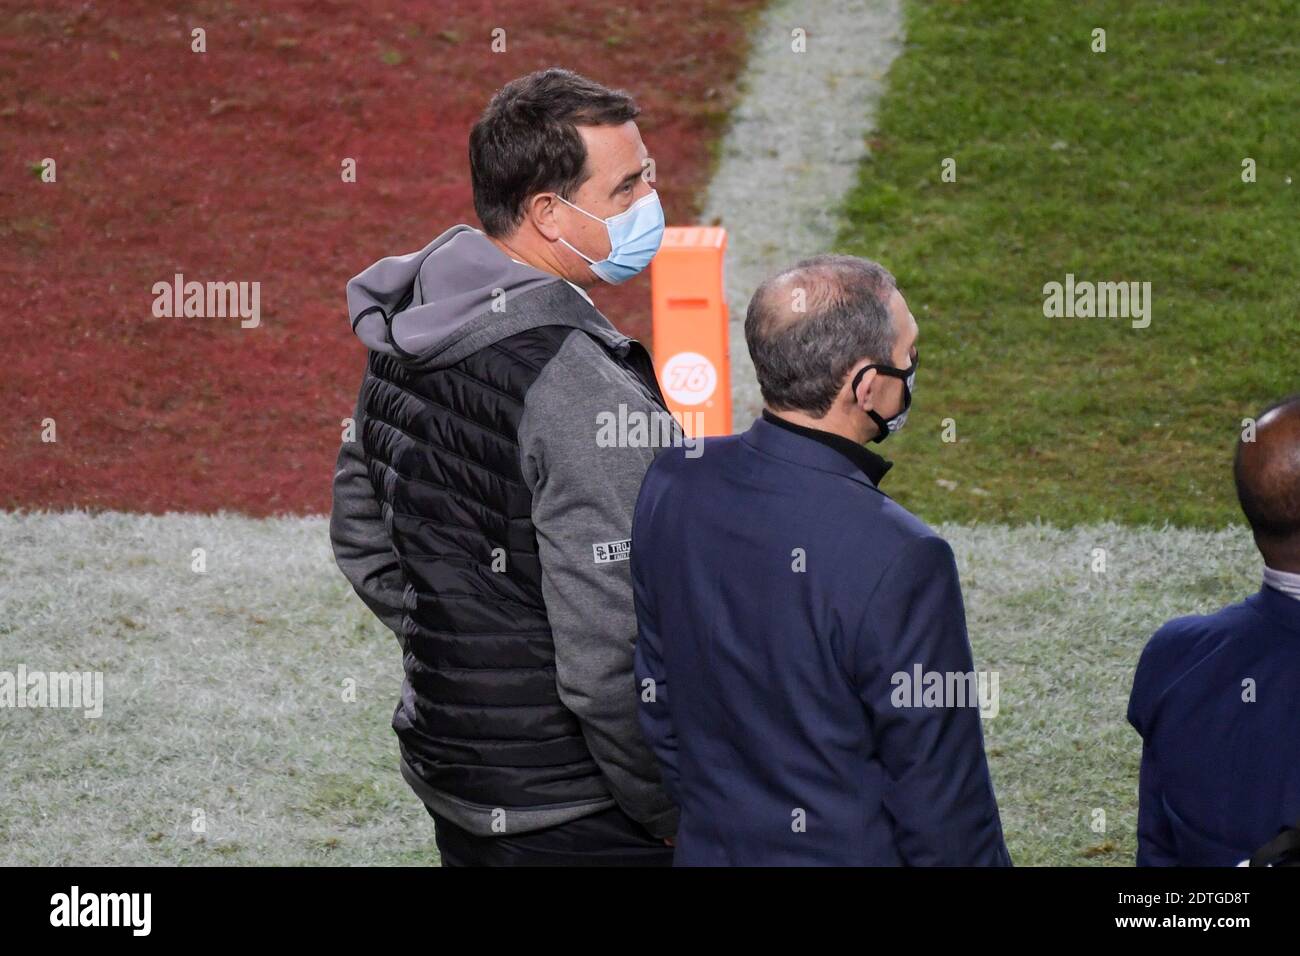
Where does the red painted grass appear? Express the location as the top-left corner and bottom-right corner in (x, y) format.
(0, 0), (764, 514)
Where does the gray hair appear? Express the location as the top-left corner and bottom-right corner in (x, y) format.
(744, 254), (897, 416)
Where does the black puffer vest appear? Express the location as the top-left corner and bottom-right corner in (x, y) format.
(360, 323), (663, 810)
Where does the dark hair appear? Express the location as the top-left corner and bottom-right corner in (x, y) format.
(745, 254), (898, 416)
(469, 68), (640, 237)
(1235, 393), (1300, 541)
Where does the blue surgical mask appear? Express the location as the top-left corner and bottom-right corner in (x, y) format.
(555, 189), (665, 284)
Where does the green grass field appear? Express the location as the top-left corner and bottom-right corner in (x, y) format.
(839, 0), (1299, 528)
(0, 513), (433, 866)
(0, 511), (1263, 866)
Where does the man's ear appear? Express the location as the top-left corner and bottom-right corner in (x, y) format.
(850, 364), (877, 411)
(526, 192), (561, 241)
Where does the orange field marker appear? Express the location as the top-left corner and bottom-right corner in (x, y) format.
(649, 226), (732, 438)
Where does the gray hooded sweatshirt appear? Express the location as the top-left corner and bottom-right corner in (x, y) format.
(331, 224), (682, 839)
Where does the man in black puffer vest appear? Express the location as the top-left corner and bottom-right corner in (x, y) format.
(330, 69), (684, 865)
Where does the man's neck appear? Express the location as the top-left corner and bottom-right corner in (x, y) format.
(487, 234), (588, 291)
(1258, 535), (1300, 575)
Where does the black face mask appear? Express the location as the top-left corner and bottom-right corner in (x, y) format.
(850, 349), (917, 443)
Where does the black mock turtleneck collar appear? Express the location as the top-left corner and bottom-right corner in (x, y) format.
(761, 409), (893, 486)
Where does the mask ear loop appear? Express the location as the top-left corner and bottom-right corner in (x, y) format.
(853, 352), (917, 391)
(851, 352), (916, 443)
(553, 192), (603, 223)
(849, 362), (872, 398)
(553, 194), (608, 269)
(850, 363), (886, 443)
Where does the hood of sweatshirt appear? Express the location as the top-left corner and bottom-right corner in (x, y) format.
(346, 224), (631, 370)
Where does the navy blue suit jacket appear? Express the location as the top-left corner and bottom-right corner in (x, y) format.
(631, 416), (1011, 865)
(1128, 584), (1300, 865)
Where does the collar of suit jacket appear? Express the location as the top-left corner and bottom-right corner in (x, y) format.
(754, 410), (892, 487)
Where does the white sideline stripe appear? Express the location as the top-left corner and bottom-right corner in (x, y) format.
(0, 510), (1259, 594)
(695, 0), (905, 428)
